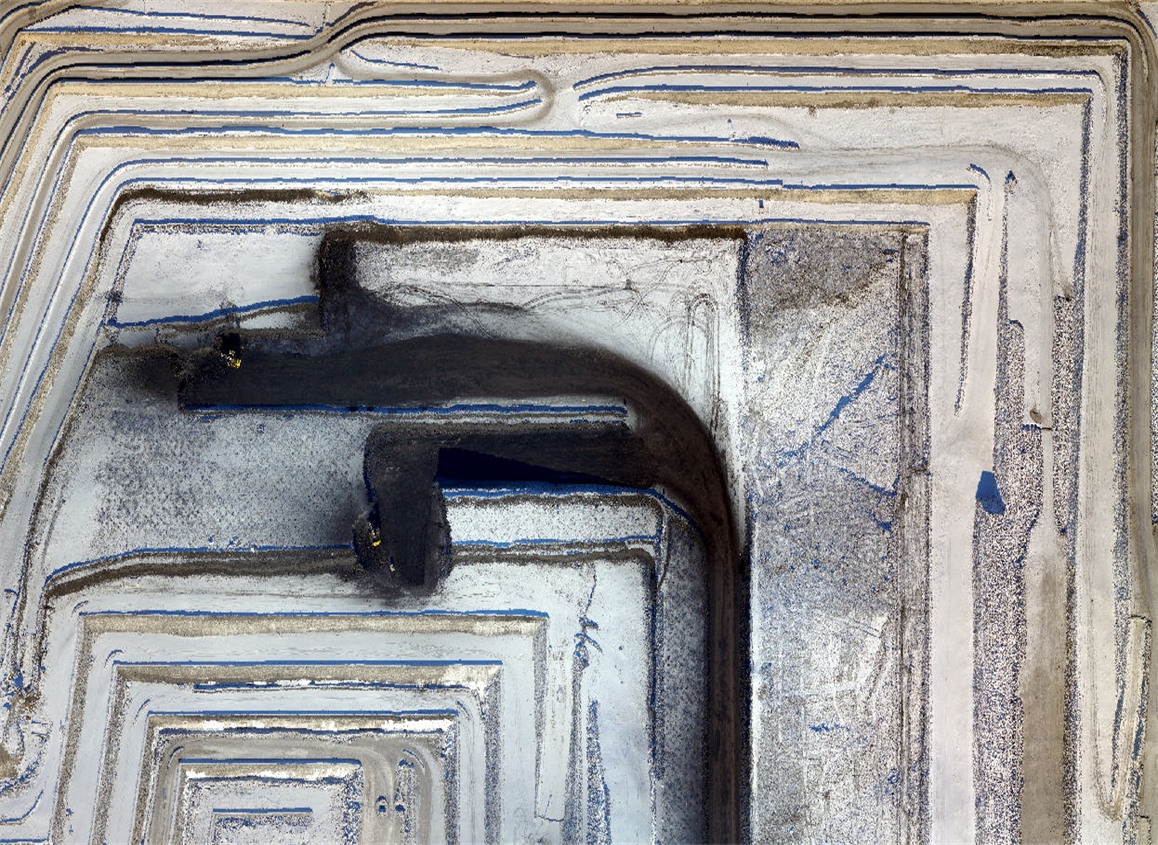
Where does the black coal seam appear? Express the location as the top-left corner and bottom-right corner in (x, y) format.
(178, 332), (744, 835)
(173, 228), (745, 841)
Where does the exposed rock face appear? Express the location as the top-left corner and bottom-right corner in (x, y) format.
(0, 3), (1153, 843)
